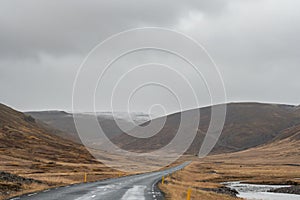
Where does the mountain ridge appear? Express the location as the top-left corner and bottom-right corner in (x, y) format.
(112, 102), (300, 154)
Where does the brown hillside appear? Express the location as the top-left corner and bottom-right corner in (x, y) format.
(159, 124), (300, 200)
(218, 122), (300, 164)
(0, 103), (96, 164)
(112, 103), (300, 154)
(0, 103), (116, 199)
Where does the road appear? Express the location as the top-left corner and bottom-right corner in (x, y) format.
(10, 162), (189, 200)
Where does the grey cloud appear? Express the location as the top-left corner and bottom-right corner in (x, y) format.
(0, 0), (229, 59)
(0, 0), (299, 111)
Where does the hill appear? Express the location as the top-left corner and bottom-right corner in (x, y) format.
(158, 120), (300, 200)
(26, 102), (300, 156)
(0, 103), (118, 199)
(113, 103), (300, 154)
(0, 103), (96, 164)
(216, 122), (300, 164)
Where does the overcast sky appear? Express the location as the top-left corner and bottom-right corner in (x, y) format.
(1, 0), (300, 114)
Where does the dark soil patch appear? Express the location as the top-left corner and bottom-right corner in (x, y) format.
(199, 186), (239, 197)
(243, 180), (299, 186)
(0, 171), (42, 184)
(269, 185), (300, 195)
(0, 182), (22, 196)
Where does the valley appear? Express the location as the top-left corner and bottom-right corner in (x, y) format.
(1, 102), (300, 199)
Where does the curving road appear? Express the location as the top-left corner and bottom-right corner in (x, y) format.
(10, 162), (189, 200)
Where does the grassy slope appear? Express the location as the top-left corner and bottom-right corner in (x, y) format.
(0, 104), (122, 199)
(160, 126), (300, 199)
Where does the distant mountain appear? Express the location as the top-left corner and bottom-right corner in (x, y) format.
(25, 103), (300, 156)
(86, 111), (151, 123)
(26, 111), (150, 144)
(112, 103), (300, 155)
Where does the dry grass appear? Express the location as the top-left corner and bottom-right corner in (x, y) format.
(159, 160), (300, 199)
(0, 147), (133, 200)
(160, 140), (300, 200)
(159, 183), (238, 200)
(0, 153), (191, 200)
(158, 162), (241, 200)
(0, 156), (131, 200)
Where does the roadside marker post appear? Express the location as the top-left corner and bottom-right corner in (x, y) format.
(84, 173), (87, 183)
(161, 176), (165, 184)
(186, 188), (192, 200)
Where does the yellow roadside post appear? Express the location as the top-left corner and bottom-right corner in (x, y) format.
(186, 188), (192, 200)
(84, 173), (87, 183)
(161, 176), (165, 184)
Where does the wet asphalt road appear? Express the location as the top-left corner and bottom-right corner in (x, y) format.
(9, 162), (189, 200)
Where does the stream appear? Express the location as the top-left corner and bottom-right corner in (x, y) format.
(224, 181), (300, 200)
